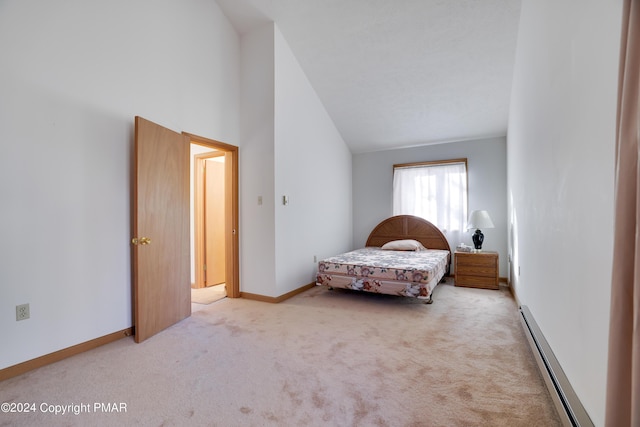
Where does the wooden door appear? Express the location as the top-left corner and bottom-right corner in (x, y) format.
(205, 158), (226, 285)
(133, 116), (191, 343)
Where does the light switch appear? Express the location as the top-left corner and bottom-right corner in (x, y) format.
(283, 195), (289, 205)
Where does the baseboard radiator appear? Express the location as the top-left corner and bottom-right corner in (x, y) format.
(519, 305), (594, 427)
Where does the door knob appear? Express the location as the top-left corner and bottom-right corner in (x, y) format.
(132, 237), (152, 245)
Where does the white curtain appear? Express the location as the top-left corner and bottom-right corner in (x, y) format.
(393, 163), (467, 245)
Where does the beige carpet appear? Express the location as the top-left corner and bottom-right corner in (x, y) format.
(191, 283), (226, 305)
(0, 279), (561, 426)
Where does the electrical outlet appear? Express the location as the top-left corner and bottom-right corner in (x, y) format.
(16, 304), (30, 321)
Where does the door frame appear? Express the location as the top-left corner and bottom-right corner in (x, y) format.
(185, 132), (240, 298)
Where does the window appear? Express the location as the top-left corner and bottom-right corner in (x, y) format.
(392, 159), (468, 237)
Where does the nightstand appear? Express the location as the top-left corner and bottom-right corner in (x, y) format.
(454, 251), (499, 290)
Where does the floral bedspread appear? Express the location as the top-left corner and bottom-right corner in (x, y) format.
(317, 247), (449, 283)
(316, 248), (450, 299)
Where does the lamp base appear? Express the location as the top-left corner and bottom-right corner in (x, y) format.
(472, 229), (484, 250)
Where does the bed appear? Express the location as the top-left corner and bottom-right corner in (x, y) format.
(315, 215), (451, 303)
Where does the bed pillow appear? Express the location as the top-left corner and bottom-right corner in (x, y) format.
(381, 239), (426, 251)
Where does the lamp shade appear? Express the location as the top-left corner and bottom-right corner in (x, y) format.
(467, 210), (494, 230)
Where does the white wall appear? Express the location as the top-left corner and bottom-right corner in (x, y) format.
(508, 0), (621, 424)
(239, 23), (352, 297)
(0, 0), (240, 370)
(273, 26), (353, 295)
(240, 23), (352, 297)
(352, 137), (508, 277)
(239, 23), (277, 297)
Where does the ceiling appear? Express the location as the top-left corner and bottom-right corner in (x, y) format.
(216, 0), (522, 154)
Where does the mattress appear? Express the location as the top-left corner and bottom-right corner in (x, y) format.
(316, 247), (450, 299)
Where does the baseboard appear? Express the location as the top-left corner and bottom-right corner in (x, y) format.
(519, 306), (593, 427)
(240, 282), (316, 303)
(0, 327), (134, 382)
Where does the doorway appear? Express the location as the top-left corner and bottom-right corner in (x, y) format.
(191, 149), (227, 309)
(186, 132), (239, 305)
(193, 151), (226, 288)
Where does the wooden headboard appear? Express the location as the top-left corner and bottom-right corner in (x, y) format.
(365, 215), (451, 253)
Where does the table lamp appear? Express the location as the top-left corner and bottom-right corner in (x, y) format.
(467, 210), (494, 251)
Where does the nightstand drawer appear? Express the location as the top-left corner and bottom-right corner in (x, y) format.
(456, 274), (498, 289)
(455, 254), (495, 267)
(455, 264), (497, 277)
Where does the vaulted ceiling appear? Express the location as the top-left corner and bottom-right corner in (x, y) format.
(216, 0), (521, 154)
